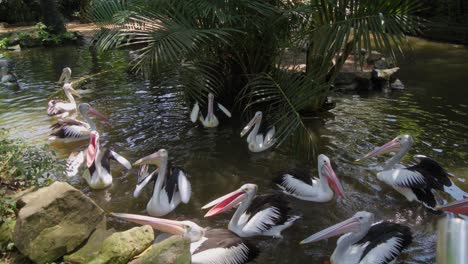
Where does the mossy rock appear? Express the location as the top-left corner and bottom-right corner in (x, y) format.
(0, 220), (15, 250)
(129, 236), (191, 264)
(64, 226), (115, 264)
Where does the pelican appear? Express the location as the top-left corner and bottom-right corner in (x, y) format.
(111, 213), (259, 264)
(133, 149), (191, 217)
(436, 198), (468, 215)
(240, 111), (275, 152)
(190, 93), (231, 128)
(47, 83), (80, 117)
(49, 103), (108, 143)
(274, 154), (345, 201)
(202, 183), (299, 238)
(65, 131), (131, 189)
(301, 211), (412, 264)
(357, 135), (458, 211)
(0, 66), (18, 86)
(57, 67), (72, 85)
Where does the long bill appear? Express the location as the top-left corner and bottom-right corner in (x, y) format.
(134, 152), (162, 166)
(356, 138), (402, 162)
(436, 198), (468, 215)
(240, 115), (259, 137)
(87, 107), (110, 124)
(207, 93), (214, 117)
(86, 131), (98, 167)
(300, 216), (361, 244)
(110, 212), (186, 235)
(202, 189), (247, 217)
(321, 163), (345, 198)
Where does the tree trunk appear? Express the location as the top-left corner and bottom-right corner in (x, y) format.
(39, 0), (66, 35)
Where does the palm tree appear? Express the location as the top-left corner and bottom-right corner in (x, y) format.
(87, 0), (423, 156)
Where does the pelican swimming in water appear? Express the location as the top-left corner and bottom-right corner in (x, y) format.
(274, 154), (345, 201)
(357, 135), (460, 211)
(240, 111), (275, 152)
(133, 149), (191, 217)
(203, 183), (299, 238)
(190, 93), (231, 128)
(57, 67), (72, 85)
(111, 213), (259, 264)
(65, 131), (131, 189)
(49, 103), (108, 143)
(301, 211), (412, 264)
(47, 83), (80, 117)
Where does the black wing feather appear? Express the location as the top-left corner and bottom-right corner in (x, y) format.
(406, 157), (452, 191)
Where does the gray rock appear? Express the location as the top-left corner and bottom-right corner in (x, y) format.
(129, 236), (191, 264)
(13, 182), (106, 264)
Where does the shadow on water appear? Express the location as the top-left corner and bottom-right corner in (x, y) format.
(1, 37), (467, 263)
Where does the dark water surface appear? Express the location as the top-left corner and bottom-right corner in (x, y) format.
(1, 38), (467, 263)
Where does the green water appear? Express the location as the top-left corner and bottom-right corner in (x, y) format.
(1, 38), (467, 263)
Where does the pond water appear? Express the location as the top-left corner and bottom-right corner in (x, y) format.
(1, 38), (467, 263)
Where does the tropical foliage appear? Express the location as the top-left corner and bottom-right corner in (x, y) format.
(87, 0), (424, 156)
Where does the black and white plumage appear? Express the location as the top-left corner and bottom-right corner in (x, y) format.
(66, 130), (131, 189)
(240, 111), (276, 152)
(110, 213), (259, 264)
(49, 103), (108, 142)
(133, 149), (191, 217)
(274, 154), (345, 201)
(357, 135), (461, 211)
(190, 92), (231, 128)
(301, 211), (413, 264)
(203, 183), (299, 238)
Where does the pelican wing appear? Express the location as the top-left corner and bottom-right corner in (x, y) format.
(177, 169), (191, 204)
(275, 173), (316, 197)
(241, 207), (282, 234)
(217, 103), (232, 118)
(66, 150), (85, 177)
(376, 169), (427, 189)
(109, 150), (132, 169)
(50, 118), (89, 138)
(190, 102), (200, 123)
(265, 126), (275, 144)
(133, 165), (157, 198)
(356, 221), (412, 264)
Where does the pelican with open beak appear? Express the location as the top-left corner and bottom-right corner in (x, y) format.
(357, 135), (462, 211)
(301, 211), (413, 264)
(202, 183), (299, 238)
(240, 111), (275, 152)
(190, 93), (231, 128)
(110, 213), (259, 264)
(49, 103), (109, 143)
(274, 154), (345, 201)
(133, 149), (191, 217)
(47, 83), (80, 117)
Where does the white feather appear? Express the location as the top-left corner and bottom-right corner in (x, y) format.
(191, 102), (200, 123)
(377, 169), (426, 188)
(241, 207), (280, 234)
(217, 103), (232, 118)
(133, 169), (157, 198)
(279, 174), (317, 197)
(177, 170), (191, 204)
(66, 150), (85, 177)
(192, 243), (250, 264)
(359, 237), (404, 264)
(110, 150), (132, 169)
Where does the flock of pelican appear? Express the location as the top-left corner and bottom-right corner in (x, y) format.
(46, 67), (467, 264)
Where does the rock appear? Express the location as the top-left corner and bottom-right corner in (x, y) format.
(13, 182), (106, 264)
(366, 51), (383, 64)
(0, 220), (15, 250)
(335, 72), (356, 85)
(64, 226), (115, 264)
(129, 236), (191, 264)
(88, 225), (154, 264)
(390, 78), (405, 90)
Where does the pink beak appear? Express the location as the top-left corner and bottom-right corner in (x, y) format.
(300, 216), (361, 244)
(88, 107), (110, 124)
(86, 132), (98, 167)
(436, 198), (468, 215)
(356, 138), (402, 161)
(202, 189), (247, 217)
(110, 212), (186, 235)
(322, 163), (345, 198)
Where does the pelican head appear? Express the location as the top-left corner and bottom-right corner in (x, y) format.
(58, 67), (72, 84)
(63, 83), (80, 97)
(357, 135), (413, 161)
(87, 130), (100, 167)
(202, 183), (257, 217)
(240, 111), (262, 137)
(318, 154), (345, 198)
(300, 211), (374, 244)
(134, 149), (168, 167)
(78, 103), (109, 123)
(111, 213), (205, 242)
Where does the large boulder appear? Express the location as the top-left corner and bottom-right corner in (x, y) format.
(88, 225), (154, 264)
(129, 236), (191, 264)
(64, 226), (115, 264)
(13, 182), (106, 264)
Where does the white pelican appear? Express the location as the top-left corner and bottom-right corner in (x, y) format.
(240, 111), (275, 152)
(66, 130), (131, 189)
(133, 149), (191, 217)
(357, 135), (459, 211)
(111, 213), (259, 264)
(274, 154), (345, 201)
(49, 103), (108, 143)
(47, 83), (80, 117)
(190, 93), (231, 128)
(57, 67), (72, 85)
(202, 183), (299, 238)
(301, 211), (412, 264)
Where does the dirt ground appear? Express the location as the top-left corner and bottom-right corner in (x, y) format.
(0, 22), (99, 38)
